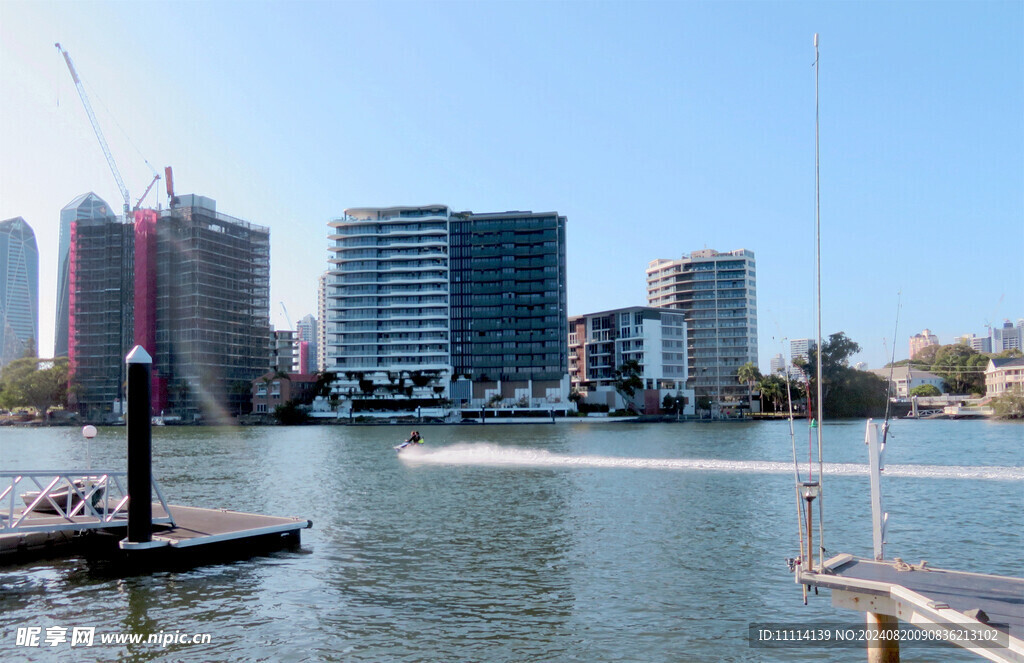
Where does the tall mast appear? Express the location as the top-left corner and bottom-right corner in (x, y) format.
(813, 32), (825, 569)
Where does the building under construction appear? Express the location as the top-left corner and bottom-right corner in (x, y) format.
(66, 212), (134, 419)
(65, 194), (270, 421)
(149, 195), (271, 419)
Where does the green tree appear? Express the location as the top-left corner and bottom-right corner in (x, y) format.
(800, 333), (887, 418)
(0, 357), (69, 419)
(737, 362), (762, 413)
(801, 333), (860, 405)
(757, 374), (790, 413)
(909, 384), (941, 397)
(661, 392), (687, 415)
(21, 337), (38, 359)
(931, 344), (985, 394)
(612, 360), (644, 413)
(910, 344), (941, 367)
(274, 399), (309, 425)
(991, 387), (1024, 419)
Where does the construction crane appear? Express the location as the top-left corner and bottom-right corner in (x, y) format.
(279, 302), (294, 330)
(135, 174), (160, 210)
(56, 43), (159, 215)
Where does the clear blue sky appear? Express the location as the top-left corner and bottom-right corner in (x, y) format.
(2, 1), (1021, 371)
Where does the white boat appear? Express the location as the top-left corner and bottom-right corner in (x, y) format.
(21, 479), (104, 514)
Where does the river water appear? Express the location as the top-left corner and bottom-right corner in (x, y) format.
(1, 419), (1021, 662)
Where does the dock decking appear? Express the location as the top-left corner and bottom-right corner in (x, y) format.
(1, 502), (311, 565)
(800, 554), (1024, 662)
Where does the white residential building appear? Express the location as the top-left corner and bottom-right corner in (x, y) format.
(985, 357), (1024, 397)
(295, 313), (318, 374)
(790, 338), (816, 376)
(326, 206), (452, 394)
(317, 271), (328, 372)
(646, 249), (757, 403)
(869, 366), (945, 398)
(569, 306), (694, 415)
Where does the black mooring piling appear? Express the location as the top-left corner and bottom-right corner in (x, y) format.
(125, 345), (153, 546)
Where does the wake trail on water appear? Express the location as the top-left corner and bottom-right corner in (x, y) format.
(400, 443), (1024, 482)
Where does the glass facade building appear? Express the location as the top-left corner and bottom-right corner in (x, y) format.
(325, 206), (569, 407)
(449, 211), (568, 390)
(56, 193), (114, 358)
(0, 217), (39, 368)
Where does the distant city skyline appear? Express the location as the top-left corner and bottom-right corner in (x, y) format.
(1, 2), (1021, 372)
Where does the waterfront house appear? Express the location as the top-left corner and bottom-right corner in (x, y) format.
(985, 357), (1024, 397)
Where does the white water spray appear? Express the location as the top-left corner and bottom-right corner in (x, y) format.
(400, 443), (1024, 482)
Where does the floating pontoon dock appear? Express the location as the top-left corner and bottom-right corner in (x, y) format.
(0, 471), (311, 565)
(1, 347), (311, 568)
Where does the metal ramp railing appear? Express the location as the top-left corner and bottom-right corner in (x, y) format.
(0, 471), (176, 534)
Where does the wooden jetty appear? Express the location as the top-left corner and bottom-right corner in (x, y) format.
(796, 420), (1023, 662)
(798, 556), (1024, 662)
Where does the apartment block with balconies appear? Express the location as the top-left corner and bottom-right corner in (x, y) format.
(646, 249), (758, 404)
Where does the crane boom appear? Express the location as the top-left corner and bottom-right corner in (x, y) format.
(279, 302), (294, 329)
(55, 42), (130, 216)
(134, 174), (160, 210)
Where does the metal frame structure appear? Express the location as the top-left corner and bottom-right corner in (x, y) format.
(0, 471), (175, 534)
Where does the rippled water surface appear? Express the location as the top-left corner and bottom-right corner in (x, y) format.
(1, 419), (1021, 661)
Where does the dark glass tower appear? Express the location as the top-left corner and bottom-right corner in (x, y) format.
(56, 193), (114, 358)
(449, 211), (568, 398)
(0, 217), (39, 368)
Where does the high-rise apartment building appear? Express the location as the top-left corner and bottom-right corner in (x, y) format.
(568, 306), (693, 414)
(325, 206), (569, 408)
(271, 329), (300, 374)
(956, 333), (992, 354)
(789, 338), (816, 376)
(646, 249), (758, 403)
(449, 210), (568, 404)
(326, 206), (452, 392)
(55, 193), (114, 357)
(0, 217), (39, 368)
(296, 313), (318, 374)
(64, 193), (270, 421)
(316, 272), (328, 372)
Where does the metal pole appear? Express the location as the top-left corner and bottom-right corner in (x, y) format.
(126, 345), (152, 544)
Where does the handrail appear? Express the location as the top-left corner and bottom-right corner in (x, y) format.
(0, 471), (176, 533)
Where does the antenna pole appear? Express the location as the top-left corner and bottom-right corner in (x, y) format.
(813, 32), (825, 571)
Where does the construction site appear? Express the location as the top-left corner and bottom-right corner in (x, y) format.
(55, 44), (271, 423)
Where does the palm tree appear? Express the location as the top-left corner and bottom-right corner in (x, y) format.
(737, 362), (762, 416)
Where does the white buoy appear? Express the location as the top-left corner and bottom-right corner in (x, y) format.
(82, 424), (97, 470)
